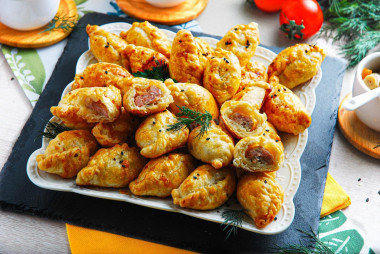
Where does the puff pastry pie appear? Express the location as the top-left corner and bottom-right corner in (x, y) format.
(72, 62), (133, 95)
(232, 81), (271, 110)
(233, 129), (284, 172)
(135, 110), (189, 158)
(91, 108), (140, 147)
(121, 44), (169, 74)
(165, 80), (219, 120)
(120, 21), (171, 59)
(129, 153), (196, 198)
(239, 61), (268, 92)
(123, 78), (173, 117)
(36, 130), (97, 178)
(76, 143), (147, 187)
(237, 172), (284, 228)
(51, 86), (122, 129)
(203, 48), (241, 106)
(188, 121), (234, 169)
(216, 22), (260, 67)
(220, 100), (267, 139)
(267, 43), (326, 89)
(87, 25), (129, 68)
(263, 83), (312, 135)
(171, 164), (236, 210)
(169, 29), (212, 85)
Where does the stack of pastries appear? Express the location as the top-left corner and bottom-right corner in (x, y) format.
(36, 21), (326, 230)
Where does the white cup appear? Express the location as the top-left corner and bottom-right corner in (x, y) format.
(0, 0), (60, 31)
(352, 52), (380, 132)
(145, 0), (186, 8)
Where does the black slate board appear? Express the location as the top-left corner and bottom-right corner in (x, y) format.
(0, 13), (346, 253)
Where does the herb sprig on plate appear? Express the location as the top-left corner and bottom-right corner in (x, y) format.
(132, 59), (172, 82)
(39, 121), (71, 139)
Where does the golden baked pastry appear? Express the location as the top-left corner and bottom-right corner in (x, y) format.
(121, 44), (169, 74)
(232, 81), (271, 110)
(51, 86), (122, 129)
(91, 108), (140, 147)
(239, 61), (268, 92)
(267, 44), (326, 89)
(233, 131), (284, 172)
(263, 83), (312, 135)
(76, 143), (147, 187)
(169, 29), (212, 85)
(72, 62), (133, 95)
(216, 22), (260, 67)
(120, 21), (171, 59)
(171, 164), (236, 210)
(86, 24), (129, 69)
(135, 110), (189, 158)
(237, 172), (284, 228)
(165, 80), (219, 120)
(123, 78), (173, 117)
(203, 48), (241, 106)
(36, 130), (97, 178)
(220, 100), (267, 139)
(187, 121), (234, 169)
(129, 153), (196, 198)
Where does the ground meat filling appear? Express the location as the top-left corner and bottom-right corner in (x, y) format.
(85, 98), (109, 118)
(230, 112), (254, 131)
(134, 85), (162, 107)
(245, 147), (274, 166)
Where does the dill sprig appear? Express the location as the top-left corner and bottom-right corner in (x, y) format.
(42, 13), (77, 33)
(319, 0), (380, 67)
(220, 209), (245, 240)
(166, 106), (212, 138)
(39, 121), (71, 139)
(132, 60), (171, 82)
(274, 228), (334, 253)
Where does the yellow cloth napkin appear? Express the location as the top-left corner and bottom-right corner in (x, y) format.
(67, 172), (350, 253)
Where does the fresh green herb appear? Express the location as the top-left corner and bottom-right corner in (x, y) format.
(42, 13), (77, 33)
(221, 209), (246, 240)
(166, 106), (212, 138)
(39, 121), (71, 139)
(132, 60), (171, 82)
(318, 0), (380, 67)
(274, 228), (334, 253)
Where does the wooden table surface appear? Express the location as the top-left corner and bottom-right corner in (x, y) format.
(1, 0), (380, 253)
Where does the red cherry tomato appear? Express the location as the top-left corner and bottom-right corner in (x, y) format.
(279, 0), (323, 40)
(254, 0), (286, 12)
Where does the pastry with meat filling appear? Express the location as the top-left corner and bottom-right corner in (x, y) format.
(36, 130), (97, 178)
(121, 44), (169, 74)
(135, 110), (189, 158)
(51, 86), (122, 130)
(239, 61), (268, 92)
(120, 21), (171, 58)
(76, 143), (147, 187)
(232, 81), (271, 110)
(220, 100), (267, 139)
(233, 124), (284, 172)
(203, 48), (241, 106)
(237, 172), (284, 228)
(169, 29), (212, 85)
(72, 63), (133, 95)
(165, 80), (219, 120)
(216, 22), (260, 67)
(129, 153), (196, 198)
(267, 43), (326, 89)
(187, 121), (234, 169)
(91, 108), (140, 147)
(171, 164), (236, 210)
(263, 83), (311, 135)
(86, 24), (129, 69)
(123, 78), (173, 117)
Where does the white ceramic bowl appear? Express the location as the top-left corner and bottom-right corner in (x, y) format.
(0, 0), (60, 31)
(352, 52), (380, 132)
(145, 0), (186, 8)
